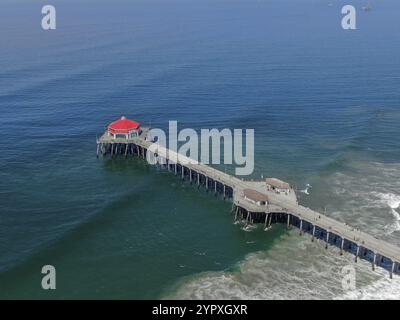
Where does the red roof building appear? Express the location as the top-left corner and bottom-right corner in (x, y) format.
(107, 116), (141, 138)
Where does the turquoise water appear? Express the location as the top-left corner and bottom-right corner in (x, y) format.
(1, 0), (400, 299)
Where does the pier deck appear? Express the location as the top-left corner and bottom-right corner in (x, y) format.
(97, 129), (400, 277)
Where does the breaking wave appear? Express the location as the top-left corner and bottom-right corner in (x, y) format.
(337, 274), (400, 300)
(373, 192), (400, 234)
(328, 161), (400, 241)
(166, 232), (400, 299)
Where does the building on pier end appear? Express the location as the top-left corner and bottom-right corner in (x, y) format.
(107, 116), (142, 139)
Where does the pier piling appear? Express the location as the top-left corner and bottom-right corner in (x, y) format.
(325, 232), (330, 249)
(340, 238), (344, 255)
(372, 253), (376, 271)
(390, 262), (395, 279)
(355, 246), (360, 263)
(312, 225), (316, 242)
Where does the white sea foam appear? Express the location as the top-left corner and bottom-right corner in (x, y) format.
(328, 162), (400, 239)
(337, 272), (400, 300)
(242, 224), (257, 232)
(372, 192), (400, 210)
(167, 233), (377, 300)
(371, 192), (400, 234)
(168, 232), (400, 300)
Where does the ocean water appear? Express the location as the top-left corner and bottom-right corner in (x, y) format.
(1, 0), (400, 299)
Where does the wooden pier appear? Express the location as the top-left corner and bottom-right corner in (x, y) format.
(97, 128), (400, 278)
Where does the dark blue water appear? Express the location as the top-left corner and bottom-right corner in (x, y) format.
(1, 0), (400, 299)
